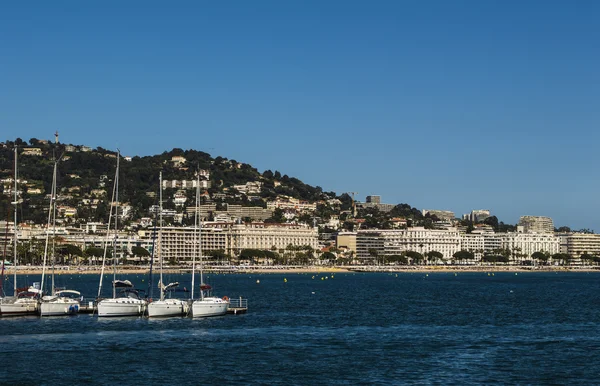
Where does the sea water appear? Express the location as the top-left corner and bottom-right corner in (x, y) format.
(1, 272), (600, 385)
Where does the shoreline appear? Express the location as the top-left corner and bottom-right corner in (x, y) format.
(5, 265), (600, 275)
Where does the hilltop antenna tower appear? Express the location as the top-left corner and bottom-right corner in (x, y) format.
(54, 131), (59, 144)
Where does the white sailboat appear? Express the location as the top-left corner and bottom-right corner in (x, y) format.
(147, 171), (188, 317)
(97, 151), (147, 317)
(191, 172), (229, 318)
(39, 157), (80, 316)
(0, 146), (39, 316)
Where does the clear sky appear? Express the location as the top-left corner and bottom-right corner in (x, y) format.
(1, 1), (598, 230)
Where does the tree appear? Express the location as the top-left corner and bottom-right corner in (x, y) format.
(131, 246), (150, 257)
(531, 251), (549, 265)
(266, 208), (285, 223)
(483, 216), (499, 231)
(453, 250), (474, 264)
(320, 251), (336, 264)
(85, 246), (111, 265)
(551, 253), (571, 265)
(388, 254), (408, 265)
(404, 250), (424, 265)
(580, 253), (595, 265)
(57, 244), (83, 265)
(427, 251), (444, 264)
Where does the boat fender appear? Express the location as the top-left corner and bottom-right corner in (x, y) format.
(222, 296), (229, 302)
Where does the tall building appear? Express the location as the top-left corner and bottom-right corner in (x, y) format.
(463, 209), (491, 223)
(357, 195), (395, 212)
(366, 195), (381, 204)
(145, 222), (318, 262)
(560, 233), (600, 258)
(518, 216), (554, 234)
(356, 227), (461, 260)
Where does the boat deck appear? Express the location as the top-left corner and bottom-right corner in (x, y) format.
(78, 298), (248, 315)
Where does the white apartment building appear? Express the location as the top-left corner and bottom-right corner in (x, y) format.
(499, 232), (559, 259)
(140, 222), (318, 263)
(162, 179), (211, 190)
(357, 227), (461, 260)
(559, 233), (600, 258)
(518, 216), (554, 233)
(267, 197), (317, 212)
(232, 181), (262, 195)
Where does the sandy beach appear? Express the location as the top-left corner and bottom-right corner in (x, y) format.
(6, 265), (599, 275)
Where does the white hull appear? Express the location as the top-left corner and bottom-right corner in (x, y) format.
(0, 298), (39, 316)
(97, 298), (147, 317)
(147, 299), (189, 317)
(40, 298), (80, 316)
(192, 297), (228, 318)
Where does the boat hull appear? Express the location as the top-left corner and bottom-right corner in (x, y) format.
(147, 299), (189, 317)
(40, 298), (80, 316)
(97, 298), (147, 317)
(191, 298), (228, 318)
(0, 298), (39, 316)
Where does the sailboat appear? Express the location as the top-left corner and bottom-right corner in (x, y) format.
(147, 171), (188, 317)
(39, 157), (81, 316)
(0, 146), (39, 316)
(191, 172), (229, 318)
(97, 151), (147, 317)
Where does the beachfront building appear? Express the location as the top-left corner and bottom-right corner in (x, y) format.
(336, 232), (357, 255)
(559, 233), (600, 259)
(499, 232), (560, 262)
(518, 216), (554, 234)
(356, 227), (462, 261)
(140, 222), (318, 263)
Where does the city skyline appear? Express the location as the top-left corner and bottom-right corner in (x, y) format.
(1, 1), (598, 231)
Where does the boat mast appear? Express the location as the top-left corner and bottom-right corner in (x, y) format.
(97, 150), (119, 298)
(199, 188), (204, 301)
(40, 160), (58, 297)
(12, 146), (18, 297)
(147, 188), (158, 301)
(113, 150), (120, 299)
(51, 160), (58, 295)
(159, 170), (164, 302)
(0, 209), (9, 297)
(191, 172), (199, 300)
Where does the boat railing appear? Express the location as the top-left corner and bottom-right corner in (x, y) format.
(228, 297), (247, 309)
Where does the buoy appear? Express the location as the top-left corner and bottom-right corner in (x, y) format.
(256, 279), (260, 284)
(426, 274), (429, 277)
(515, 273), (518, 276)
(321, 277), (324, 281)
(311, 292), (315, 294)
(454, 273), (457, 276)
(311, 276), (315, 279)
(284, 278), (287, 283)
(395, 274), (398, 277)
(487, 273), (490, 276)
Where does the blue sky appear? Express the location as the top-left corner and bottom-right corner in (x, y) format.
(1, 1), (598, 230)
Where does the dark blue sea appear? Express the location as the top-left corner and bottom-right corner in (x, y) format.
(2, 271), (600, 385)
